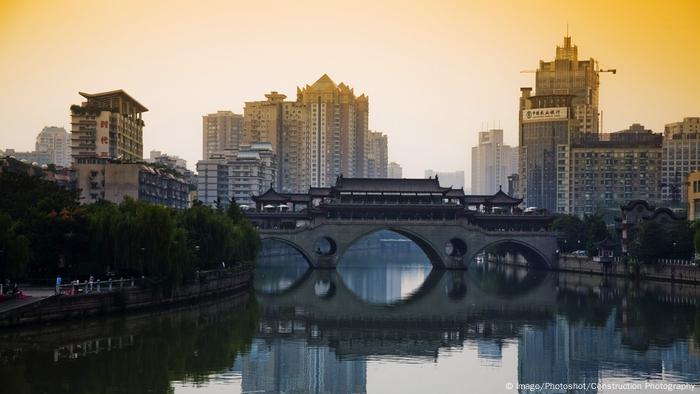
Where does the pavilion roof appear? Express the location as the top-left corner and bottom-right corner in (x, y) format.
(252, 187), (290, 202)
(462, 190), (522, 205)
(487, 189), (523, 205)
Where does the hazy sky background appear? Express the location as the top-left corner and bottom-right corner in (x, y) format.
(1, 0), (699, 182)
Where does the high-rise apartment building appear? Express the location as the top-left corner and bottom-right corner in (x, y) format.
(70, 90), (147, 164)
(196, 143), (277, 207)
(244, 92), (307, 191)
(662, 117), (700, 203)
(243, 74), (373, 192)
(35, 126), (71, 167)
(388, 162), (403, 178)
(367, 131), (388, 178)
(425, 169), (465, 189)
(471, 129), (517, 194)
(196, 158), (230, 207)
(558, 124), (662, 216)
(202, 110), (244, 160)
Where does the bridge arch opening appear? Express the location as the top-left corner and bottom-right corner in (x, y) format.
(468, 240), (550, 298)
(336, 229), (435, 305)
(472, 239), (551, 269)
(255, 238), (312, 294)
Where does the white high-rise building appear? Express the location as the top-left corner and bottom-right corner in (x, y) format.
(196, 142), (277, 207)
(471, 129), (517, 195)
(424, 169), (465, 189)
(35, 126), (71, 167)
(388, 162), (403, 178)
(202, 110), (244, 160)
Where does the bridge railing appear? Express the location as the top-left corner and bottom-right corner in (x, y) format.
(56, 277), (142, 296)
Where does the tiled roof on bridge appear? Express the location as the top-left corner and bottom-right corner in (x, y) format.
(487, 189), (523, 205)
(253, 188), (313, 203)
(333, 176), (450, 193)
(463, 190), (522, 205)
(253, 187), (289, 202)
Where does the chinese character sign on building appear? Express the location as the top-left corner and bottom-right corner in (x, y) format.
(521, 107), (569, 123)
(96, 112), (110, 157)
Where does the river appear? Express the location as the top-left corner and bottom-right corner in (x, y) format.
(1, 232), (700, 393)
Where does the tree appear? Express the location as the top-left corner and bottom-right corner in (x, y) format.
(551, 214), (585, 253)
(583, 214), (609, 256)
(179, 204), (237, 269)
(226, 198), (245, 223)
(668, 220), (694, 259)
(630, 221), (669, 264)
(0, 213), (30, 279)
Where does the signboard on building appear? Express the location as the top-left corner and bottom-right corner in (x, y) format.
(522, 107), (568, 123)
(96, 112), (111, 157)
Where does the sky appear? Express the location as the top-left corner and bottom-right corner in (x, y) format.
(1, 0), (699, 182)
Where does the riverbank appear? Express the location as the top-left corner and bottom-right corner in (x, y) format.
(557, 254), (700, 284)
(0, 270), (252, 328)
(492, 253), (700, 284)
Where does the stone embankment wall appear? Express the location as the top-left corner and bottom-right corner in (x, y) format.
(557, 255), (700, 284)
(492, 253), (700, 284)
(0, 272), (251, 328)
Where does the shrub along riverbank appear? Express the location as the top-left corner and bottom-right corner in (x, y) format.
(0, 171), (260, 285)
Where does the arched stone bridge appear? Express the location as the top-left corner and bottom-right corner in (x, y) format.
(259, 219), (559, 269)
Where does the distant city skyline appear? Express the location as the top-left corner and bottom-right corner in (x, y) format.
(1, 1), (699, 181)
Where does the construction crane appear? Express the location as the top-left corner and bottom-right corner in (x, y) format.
(596, 61), (616, 74)
(520, 67), (616, 75)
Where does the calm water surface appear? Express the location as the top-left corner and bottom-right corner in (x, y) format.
(2, 233), (700, 393)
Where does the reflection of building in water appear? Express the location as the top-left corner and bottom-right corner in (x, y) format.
(235, 339), (366, 394)
(340, 266), (402, 304)
(477, 338), (503, 366)
(519, 313), (700, 392)
(519, 316), (599, 393)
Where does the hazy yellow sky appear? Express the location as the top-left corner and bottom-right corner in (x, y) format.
(1, 0), (699, 181)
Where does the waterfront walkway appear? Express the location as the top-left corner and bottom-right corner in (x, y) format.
(0, 295), (50, 315)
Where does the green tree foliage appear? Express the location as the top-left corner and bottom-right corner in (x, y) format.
(629, 220), (695, 263)
(583, 214), (609, 256)
(668, 220), (694, 259)
(227, 199), (261, 263)
(0, 171), (259, 282)
(179, 203), (238, 270)
(551, 214), (585, 253)
(0, 172), (79, 219)
(0, 213), (30, 278)
(551, 214), (610, 255)
(630, 221), (669, 264)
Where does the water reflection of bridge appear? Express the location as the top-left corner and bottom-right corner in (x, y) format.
(254, 267), (700, 388)
(257, 269), (557, 323)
